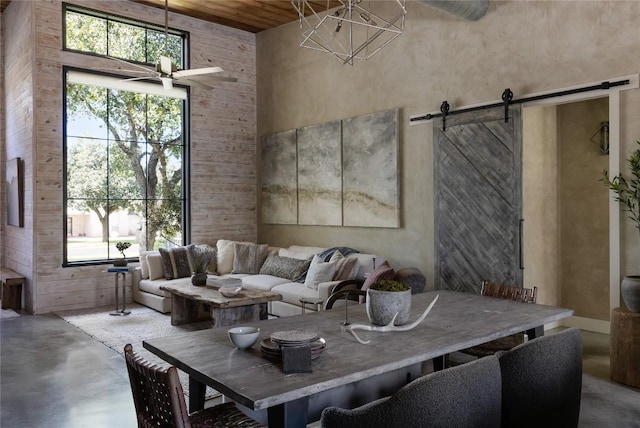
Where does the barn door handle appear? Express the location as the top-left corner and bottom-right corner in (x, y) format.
(519, 219), (524, 270)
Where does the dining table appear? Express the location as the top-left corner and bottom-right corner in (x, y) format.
(143, 289), (573, 428)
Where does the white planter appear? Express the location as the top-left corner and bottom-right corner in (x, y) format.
(621, 275), (640, 312)
(366, 288), (412, 326)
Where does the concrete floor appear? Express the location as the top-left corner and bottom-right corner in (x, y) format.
(1, 313), (638, 427)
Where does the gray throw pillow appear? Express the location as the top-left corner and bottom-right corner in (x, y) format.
(159, 247), (192, 279)
(232, 243), (269, 274)
(259, 255), (311, 281)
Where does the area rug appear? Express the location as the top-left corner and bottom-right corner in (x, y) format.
(55, 303), (219, 399)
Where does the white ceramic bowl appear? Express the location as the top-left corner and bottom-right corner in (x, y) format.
(220, 286), (242, 297)
(228, 326), (260, 350)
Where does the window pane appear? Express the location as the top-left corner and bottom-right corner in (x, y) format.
(66, 85), (108, 139)
(108, 21), (146, 62)
(147, 96), (183, 144)
(108, 89), (147, 143)
(147, 30), (183, 68)
(66, 12), (107, 55)
(107, 141), (139, 201)
(66, 137), (108, 200)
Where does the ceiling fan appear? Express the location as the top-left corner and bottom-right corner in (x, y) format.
(113, 0), (236, 90)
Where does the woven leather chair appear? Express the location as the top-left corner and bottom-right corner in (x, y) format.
(498, 328), (583, 428)
(124, 344), (263, 428)
(324, 289), (367, 310)
(460, 281), (538, 357)
(320, 355), (502, 428)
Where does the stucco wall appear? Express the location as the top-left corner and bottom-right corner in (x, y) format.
(256, 1), (640, 295)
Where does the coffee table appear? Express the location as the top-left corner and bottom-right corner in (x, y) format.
(159, 282), (281, 327)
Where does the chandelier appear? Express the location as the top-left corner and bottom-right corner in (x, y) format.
(291, 0), (407, 66)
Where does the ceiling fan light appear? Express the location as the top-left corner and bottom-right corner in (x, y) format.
(160, 77), (173, 90)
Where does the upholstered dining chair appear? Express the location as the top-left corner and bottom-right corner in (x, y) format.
(498, 327), (583, 428)
(460, 281), (538, 357)
(320, 355), (502, 428)
(124, 344), (264, 428)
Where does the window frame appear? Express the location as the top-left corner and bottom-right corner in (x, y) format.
(62, 67), (191, 267)
(62, 3), (189, 70)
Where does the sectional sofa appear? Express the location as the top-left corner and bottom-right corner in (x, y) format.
(133, 240), (424, 317)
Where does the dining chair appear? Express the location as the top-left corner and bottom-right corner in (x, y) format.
(324, 289), (367, 310)
(498, 327), (582, 428)
(124, 344), (264, 428)
(320, 355), (502, 428)
(460, 281), (538, 357)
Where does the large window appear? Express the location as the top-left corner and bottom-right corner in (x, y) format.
(63, 6), (189, 265)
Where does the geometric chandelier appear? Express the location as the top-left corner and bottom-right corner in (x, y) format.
(290, 0), (407, 66)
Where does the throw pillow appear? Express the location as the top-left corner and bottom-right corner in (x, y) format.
(158, 247), (192, 280)
(329, 251), (359, 281)
(360, 262), (395, 302)
(304, 254), (337, 290)
(232, 243), (269, 274)
(146, 253), (165, 281)
(139, 251), (157, 279)
(259, 255), (312, 281)
(216, 240), (253, 274)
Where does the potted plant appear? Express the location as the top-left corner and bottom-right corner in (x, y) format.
(603, 140), (640, 312)
(366, 279), (412, 326)
(113, 241), (131, 267)
(189, 245), (215, 286)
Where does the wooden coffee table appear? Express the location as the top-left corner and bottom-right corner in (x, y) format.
(160, 282), (281, 327)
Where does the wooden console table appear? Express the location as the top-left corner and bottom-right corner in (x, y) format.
(610, 307), (640, 388)
(160, 282), (281, 327)
(1, 267), (26, 310)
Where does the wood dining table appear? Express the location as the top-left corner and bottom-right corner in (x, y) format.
(143, 290), (573, 428)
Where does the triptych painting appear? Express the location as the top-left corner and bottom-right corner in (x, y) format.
(261, 108), (399, 228)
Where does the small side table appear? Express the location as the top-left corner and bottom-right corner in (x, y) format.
(107, 267), (131, 316)
(0, 267), (26, 310)
(610, 307), (640, 388)
(300, 297), (324, 314)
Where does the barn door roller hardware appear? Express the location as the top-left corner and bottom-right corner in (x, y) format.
(415, 79), (630, 131)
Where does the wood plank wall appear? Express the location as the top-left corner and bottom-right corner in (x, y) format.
(2, 0), (257, 314)
(1, 1), (36, 313)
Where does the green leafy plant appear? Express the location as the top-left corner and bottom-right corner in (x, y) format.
(371, 279), (410, 292)
(115, 241), (131, 259)
(603, 140), (640, 238)
(189, 245), (215, 274)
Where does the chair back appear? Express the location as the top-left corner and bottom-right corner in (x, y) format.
(124, 344), (191, 428)
(498, 328), (582, 428)
(321, 355), (502, 428)
(481, 281), (537, 303)
(324, 289), (367, 310)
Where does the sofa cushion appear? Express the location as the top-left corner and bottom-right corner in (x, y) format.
(259, 255), (311, 281)
(159, 247), (191, 280)
(232, 243), (269, 274)
(139, 250), (158, 279)
(147, 253), (166, 281)
(241, 274), (291, 291)
(216, 239), (253, 274)
(305, 255), (337, 290)
(138, 279), (176, 297)
(272, 281), (320, 306)
(330, 251), (358, 281)
(279, 245), (326, 260)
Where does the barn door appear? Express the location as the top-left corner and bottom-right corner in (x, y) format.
(434, 105), (523, 293)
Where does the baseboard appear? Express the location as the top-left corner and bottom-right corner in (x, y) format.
(557, 316), (610, 334)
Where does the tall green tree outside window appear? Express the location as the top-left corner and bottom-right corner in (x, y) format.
(63, 6), (188, 265)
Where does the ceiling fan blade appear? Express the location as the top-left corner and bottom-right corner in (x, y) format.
(172, 67), (224, 78)
(178, 78), (216, 90)
(107, 56), (155, 73)
(160, 56), (173, 75)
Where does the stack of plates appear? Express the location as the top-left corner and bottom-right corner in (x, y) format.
(261, 330), (326, 361)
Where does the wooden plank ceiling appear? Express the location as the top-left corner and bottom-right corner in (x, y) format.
(0, 0), (337, 33)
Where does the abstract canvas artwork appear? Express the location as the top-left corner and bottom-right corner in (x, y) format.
(260, 108), (400, 228)
(6, 157), (24, 227)
(261, 130), (298, 224)
(342, 109), (400, 227)
(297, 121), (342, 225)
